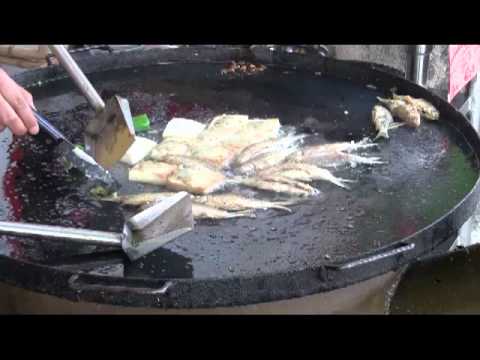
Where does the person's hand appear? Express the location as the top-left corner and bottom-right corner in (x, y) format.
(0, 68), (39, 136)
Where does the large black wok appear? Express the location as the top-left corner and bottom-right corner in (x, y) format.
(0, 46), (478, 309)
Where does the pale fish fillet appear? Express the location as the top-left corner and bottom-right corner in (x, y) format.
(392, 93), (439, 120)
(281, 163), (354, 189)
(192, 204), (256, 220)
(128, 161), (178, 186)
(106, 192), (258, 220)
(240, 178), (319, 197)
(236, 147), (298, 175)
(206, 114), (250, 130)
(150, 138), (193, 160)
(321, 152), (385, 167)
(194, 193), (292, 213)
(200, 115), (281, 153)
(103, 192), (181, 207)
(300, 152), (385, 168)
(199, 115), (250, 145)
(205, 114), (280, 139)
(300, 138), (377, 157)
(340, 153), (385, 166)
(273, 168), (353, 189)
(260, 175), (318, 193)
(140, 201), (256, 220)
(372, 105), (404, 141)
(234, 134), (307, 166)
(377, 97), (421, 128)
(292, 150), (384, 168)
(166, 165), (226, 194)
(270, 169), (313, 182)
(243, 118), (282, 139)
(189, 142), (237, 169)
(154, 155), (217, 170)
(229, 118), (282, 150)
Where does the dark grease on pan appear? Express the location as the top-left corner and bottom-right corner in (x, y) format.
(0, 63), (477, 281)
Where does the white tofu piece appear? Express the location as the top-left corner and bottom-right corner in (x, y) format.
(120, 136), (158, 166)
(162, 118), (206, 139)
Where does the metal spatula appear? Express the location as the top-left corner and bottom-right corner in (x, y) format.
(0, 192), (194, 262)
(48, 45), (135, 169)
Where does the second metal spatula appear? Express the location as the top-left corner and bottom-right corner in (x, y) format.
(33, 108), (117, 188)
(0, 192), (194, 262)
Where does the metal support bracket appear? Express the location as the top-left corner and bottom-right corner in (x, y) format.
(459, 97), (472, 118)
(412, 45), (428, 86)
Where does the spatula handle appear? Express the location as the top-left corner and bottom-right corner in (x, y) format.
(0, 221), (123, 247)
(48, 45), (105, 112)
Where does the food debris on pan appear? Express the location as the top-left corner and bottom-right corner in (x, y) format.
(221, 61), (267, 76)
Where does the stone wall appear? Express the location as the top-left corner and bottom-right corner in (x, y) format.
(329, 45), (450, 100)
(329, 45), (409, 73)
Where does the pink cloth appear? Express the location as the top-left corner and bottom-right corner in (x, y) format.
(449, 45), (480, 102)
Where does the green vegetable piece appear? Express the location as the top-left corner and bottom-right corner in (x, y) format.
(133, 114), (150, 132)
